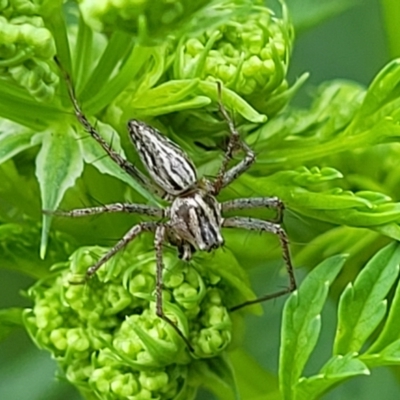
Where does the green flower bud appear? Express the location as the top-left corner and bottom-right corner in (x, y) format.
(24, 236), (250, 398)
(173, 1), (295, 116)
(110, 373), (139, 397)
(66, 328), (90, 352)
(0, 3), (57, 101)
(103, 284), (133, 315)
(65, 359), (93, 384)
(139, 370), (169, 391)
(7, 0), (39, 15)
(164, 269), (184, 288)
(90, 366), (117, 394)
(79, 0), (213, 43)
(197, 327), (231, 355)
(0, 16), (19, 42)
(49, 327), (68, 351)
(129, 272), (155, 294)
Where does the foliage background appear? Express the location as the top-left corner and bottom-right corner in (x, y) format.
(0, 0), (398, 399)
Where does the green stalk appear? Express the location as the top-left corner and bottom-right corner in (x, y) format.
(84, 45), (153, 114)
(381, 0), (400, 58)
(79, 31), (135, 101)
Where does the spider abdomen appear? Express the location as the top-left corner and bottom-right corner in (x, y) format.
(168, 191), (224, 252)
(128, 119), (197, 195)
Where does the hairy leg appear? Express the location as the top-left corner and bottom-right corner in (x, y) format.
(212, 83), (255, 195)
(84, 221), (158, 278)
(154, 225), (194, 351)
(55, 57), (165, 198)
(223, 216), (296, 310)
(47, 203), (164, 218)
(221, 197), (284, 223)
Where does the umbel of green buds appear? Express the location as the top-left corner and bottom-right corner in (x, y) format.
(24, 236), (246, 399)
(79, 0), (213, 42)
(173, 0), (294, 116)
(0, 1), (58, 101)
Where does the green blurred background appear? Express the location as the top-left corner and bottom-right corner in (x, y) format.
(0, 0), (396, 399)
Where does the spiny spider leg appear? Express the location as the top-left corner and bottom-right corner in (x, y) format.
(46, 203), (163, 218)
(212, 82), (255, 195)
(223, 216), (296, 311)
(154, 225), (194, 351)
(85, 221), (158, 278)
(221, 197), (284, 223)
(54, 58), (166, 199)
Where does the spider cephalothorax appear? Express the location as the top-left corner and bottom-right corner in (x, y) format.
(168, 189), (224, 253)
(54, 63), (296, 349)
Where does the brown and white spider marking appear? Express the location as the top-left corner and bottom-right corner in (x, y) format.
(54, 64), (296, 350)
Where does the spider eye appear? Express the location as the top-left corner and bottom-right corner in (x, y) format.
(127, 120), (197, 195)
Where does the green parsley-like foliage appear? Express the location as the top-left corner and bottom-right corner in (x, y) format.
(280, 243), (400, 399)
(1, 0), (400, 399)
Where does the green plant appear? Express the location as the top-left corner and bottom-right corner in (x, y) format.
(1, 0), (400, 399)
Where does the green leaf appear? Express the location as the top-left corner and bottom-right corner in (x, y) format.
(351, 59), (400, 128)
(279, 255), (346, 400)
(0, 121), (36, 165)
(295, 354), (369, 400)
(79, 30), (135, 101)
(366, 268), (400, 354)
(0, 80), (60, 130)
(236, 172), (400, 240)
(40, 0), (73, 79)
(252, 63), (400, 170)
(362, 339), (400, 367)
(35, 127), (84, 258)
(198, 81), (267, 123)
(0, 308), (24, 341)
(73, 14), (94, 92)
(334, 242), (400, 355)
(132, 80), (212, 118)
(84, 45), (154, 114)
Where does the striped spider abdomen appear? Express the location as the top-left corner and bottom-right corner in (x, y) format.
(128, 119), (197, 195)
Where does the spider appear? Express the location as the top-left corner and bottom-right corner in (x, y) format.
(53, 62), (296, 350)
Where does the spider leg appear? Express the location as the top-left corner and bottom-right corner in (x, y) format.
(223, 216), (296, 311)
(212, 83), (255, 195)
(154, 225), (194, 351)
(84, 221), (158, 278)
(45, 203), (164, 218)
(221, 197), (284, 223)
(55, 58), (166, 199)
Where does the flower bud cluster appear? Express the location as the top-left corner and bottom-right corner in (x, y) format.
(0, 0), (57, 101)
(79, 0), (212, 42)
(173, 1), (293, 115)
(25, 239), (235, 399)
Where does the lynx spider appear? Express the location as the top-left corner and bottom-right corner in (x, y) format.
(54, 63), (296, 350)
